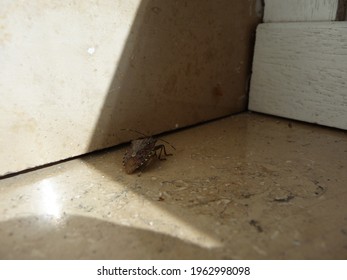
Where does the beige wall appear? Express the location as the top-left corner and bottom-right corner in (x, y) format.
(0, 0), (261, 176)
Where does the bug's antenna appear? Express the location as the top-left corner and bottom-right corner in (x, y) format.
(120, 128), (148, 138)
(157, 138), (176, 150)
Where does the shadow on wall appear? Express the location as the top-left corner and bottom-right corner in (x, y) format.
(82, 0), (261, 258)
(0, 215), (220, 259)
(87, 0), (261, 150)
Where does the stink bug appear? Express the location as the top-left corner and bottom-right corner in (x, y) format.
(121, 129), (175, 174)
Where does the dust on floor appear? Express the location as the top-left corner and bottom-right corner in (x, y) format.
(0, 112), (346, 259)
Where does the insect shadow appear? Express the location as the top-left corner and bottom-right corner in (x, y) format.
(121, 129), (176, 174)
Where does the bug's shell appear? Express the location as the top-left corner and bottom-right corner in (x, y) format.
(123, 138), (157, 174)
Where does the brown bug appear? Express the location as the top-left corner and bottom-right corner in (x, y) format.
(121, 129), (175, 174)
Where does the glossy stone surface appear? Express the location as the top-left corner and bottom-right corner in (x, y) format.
(0, 113), (346, 259)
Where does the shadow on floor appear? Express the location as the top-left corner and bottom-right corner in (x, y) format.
(0, 215), (221, 259)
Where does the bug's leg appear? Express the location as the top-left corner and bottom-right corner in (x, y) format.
(154, 144), (172, 160)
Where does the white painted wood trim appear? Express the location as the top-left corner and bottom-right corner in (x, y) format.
(264, 0), (340, 22)
(249, 22), (347, 130)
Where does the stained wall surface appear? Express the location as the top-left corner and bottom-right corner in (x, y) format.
(0, 0), (261, 176)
